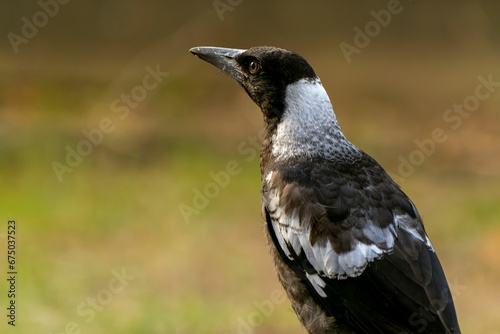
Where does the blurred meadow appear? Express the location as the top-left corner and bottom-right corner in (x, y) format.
(1, 0), (500, 333)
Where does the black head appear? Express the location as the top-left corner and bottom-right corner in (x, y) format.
(190, 46), (317, 120)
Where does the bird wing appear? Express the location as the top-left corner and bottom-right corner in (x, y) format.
(262, 157), (460, 333)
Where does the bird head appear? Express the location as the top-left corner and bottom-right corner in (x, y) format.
(189, 46), (317, 120)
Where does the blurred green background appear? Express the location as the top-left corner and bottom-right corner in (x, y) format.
(1, 0), (499, 333)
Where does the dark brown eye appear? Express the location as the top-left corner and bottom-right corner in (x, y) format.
(248, 60), (260, 74)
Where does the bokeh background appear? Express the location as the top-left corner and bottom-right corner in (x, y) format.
(1, 0), (500, 333)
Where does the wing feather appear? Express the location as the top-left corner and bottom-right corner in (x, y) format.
(263, 158), (460, 333)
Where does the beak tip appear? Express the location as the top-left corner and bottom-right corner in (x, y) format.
(189, 47), (200, 56)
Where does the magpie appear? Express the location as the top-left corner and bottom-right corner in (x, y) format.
(189, 46), (461, 333)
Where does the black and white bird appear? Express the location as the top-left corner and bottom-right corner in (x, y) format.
(190, 46), (461, 333)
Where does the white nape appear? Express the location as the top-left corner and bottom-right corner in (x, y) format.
(271, 78), (357, 161)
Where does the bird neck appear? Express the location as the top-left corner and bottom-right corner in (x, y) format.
(265, 78), (359, 165)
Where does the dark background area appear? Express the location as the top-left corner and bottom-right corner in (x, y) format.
(0, 1), (499, 333)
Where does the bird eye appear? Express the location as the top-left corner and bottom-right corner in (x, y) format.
(248, 60), (260, 74)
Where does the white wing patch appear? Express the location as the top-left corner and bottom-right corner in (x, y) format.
(306, 273), (327, 298)
(265, 171), (273, 183)
(267, 188), (435, 297)
(268, 188), (394, 281)
(394, 214), (434, 251)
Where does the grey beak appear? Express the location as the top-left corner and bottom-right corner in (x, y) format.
(189, 46), (246, 84)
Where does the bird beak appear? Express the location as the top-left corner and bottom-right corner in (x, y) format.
(189, 46), (246, 84)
